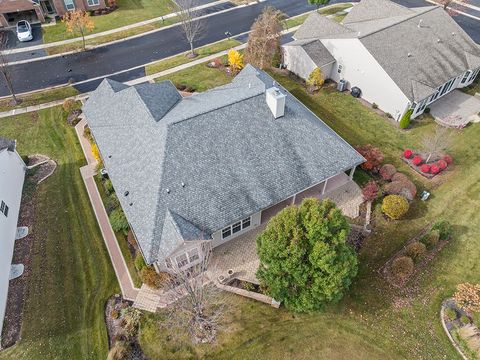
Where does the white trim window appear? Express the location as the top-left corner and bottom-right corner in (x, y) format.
(87, 0), (100, 6)
(461, 70), (471, 84)
(175, 253), (188, 268)
(63, 0), (75, 10)
(0, 200), (8, 217)
(221, 217), (251, 240)
(188, 248), (199, 262)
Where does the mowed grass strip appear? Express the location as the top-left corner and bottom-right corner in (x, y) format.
(0, 87), (79, 112)
(140, 69), (480, 359)
(145, 39), (241, 76)
(42, 0), (174, 43)
(0, 107), (118, 359)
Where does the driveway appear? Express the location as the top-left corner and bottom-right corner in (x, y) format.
(431, 90), (480, 127)
(0, 25), (47, 61)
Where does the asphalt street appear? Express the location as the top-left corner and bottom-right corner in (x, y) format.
(1, 0), (479, 96)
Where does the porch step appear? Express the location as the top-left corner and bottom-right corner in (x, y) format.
(133, 284), (164, 312)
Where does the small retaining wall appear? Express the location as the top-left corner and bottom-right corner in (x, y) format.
(215, 282), (280, 308)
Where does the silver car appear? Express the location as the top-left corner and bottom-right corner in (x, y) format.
(16, 20), (33, 42)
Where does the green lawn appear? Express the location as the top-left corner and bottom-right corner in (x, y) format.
(0, 107), (117, 359)
(139, 71), (480, 359)
(0, 87), (79, 112)
(154, 60), (233, 92)
(43, 0), (174, 43)
(145, 39), (241, 76)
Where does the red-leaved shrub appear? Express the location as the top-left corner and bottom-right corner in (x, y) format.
(384, 179), (417, 201)
(431, 165), (440, 174)
(356, 144), (384, 172)
(379, 164), (397, 180)
(362, 180), (379, 202)
(443, 155), (453, 165)
(403, 149), (413, 159)
(392, 172), (409, 183)
(437, 159), (448, 170)
(420, 164), (431, 173)
(412, 156), (423, 166)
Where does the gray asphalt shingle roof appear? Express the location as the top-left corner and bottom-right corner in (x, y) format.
(294, 12), (355, 40)
(284, 39), (335, 68)
(0, 137), (15, 152)
(293, 0), (480, 102)
(83, 65), (364, 264)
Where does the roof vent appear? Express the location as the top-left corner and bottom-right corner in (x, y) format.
(407, 53), (412, 57)
(124, 191), (129, 196)
(181, 182), (185, 187)
(166, 188), (170, 194)
(452, 32), (456, 36)
(417, 19), (423, 28)
(108, 155), (112, 158)
(129, 202), (133, 206)
(266, 87), (286, 119)
(437, 38), (441, 43)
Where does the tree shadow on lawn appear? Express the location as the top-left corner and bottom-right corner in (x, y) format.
(403, 199), (429, 221)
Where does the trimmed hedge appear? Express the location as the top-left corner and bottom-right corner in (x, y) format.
(420, 229), (440, 249)
(432, 220), (453, 240)
(391, 256), (414, 280)
(382, 195), (409, 220)
(405, 242), (426, 262)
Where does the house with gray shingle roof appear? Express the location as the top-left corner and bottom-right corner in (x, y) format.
(283, 0), (480, 121)
(83, 65), (364, 272)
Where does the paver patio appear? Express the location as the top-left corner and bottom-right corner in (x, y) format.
(431, 90), (480, 127)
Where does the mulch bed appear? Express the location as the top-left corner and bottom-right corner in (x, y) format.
(1, 155), (57, 348)
(401, 153), (451, 179)
(105, 296), (147, 359)
(379, 224), (451, 288)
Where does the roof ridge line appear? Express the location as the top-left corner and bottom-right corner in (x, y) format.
(358, 5), (438, 39)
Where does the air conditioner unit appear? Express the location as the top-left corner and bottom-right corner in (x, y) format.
(337, 79), (347, 92)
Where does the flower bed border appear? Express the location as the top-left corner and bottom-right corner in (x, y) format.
(379, 223), (451, 287)
(401, 152), (452, 179)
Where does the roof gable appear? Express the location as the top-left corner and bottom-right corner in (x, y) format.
(294, 12), (354, 40)
(343, 0), (413, 24)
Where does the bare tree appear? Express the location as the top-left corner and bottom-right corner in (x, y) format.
(162, 245), (226, 344)
(434, 0), (470, 16)
(0, 45), (19, 105)
(422, 126), (452, 163)
(244, 6), (285, 69)
(172, 0), (205, 57)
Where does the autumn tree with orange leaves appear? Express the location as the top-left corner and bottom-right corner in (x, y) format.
(63, 10), (94, 51)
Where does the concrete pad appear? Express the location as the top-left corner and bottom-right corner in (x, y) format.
(431, 90), (480, 128)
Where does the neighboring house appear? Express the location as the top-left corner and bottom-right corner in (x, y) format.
(0, 0), (106, 27)
(83, 65), (364, 273)
(283, 0), (480, 120)
(0, 138), (26, 340)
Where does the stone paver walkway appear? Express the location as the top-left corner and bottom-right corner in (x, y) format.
(431, 90), (480, 128)
(75, 118), (140, 302)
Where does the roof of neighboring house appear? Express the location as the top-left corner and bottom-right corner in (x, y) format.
(0, 137), (16, 152)
(284, 39), (336, 68)
(294, 12), (355, 40)
(83, 65), (364, 264)
(291, 0), (480, 102)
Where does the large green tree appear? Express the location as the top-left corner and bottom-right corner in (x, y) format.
(308, 0), (330, 9)
(256, 198), (358, 312)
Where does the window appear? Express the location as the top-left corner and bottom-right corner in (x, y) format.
(165, 258), (173, 269)
(461, 71), (471, 84)
(176, 253), (188, 268)
(0, 201), (7, 217)
(337, 64), (343, 74)
(468, 69), (478, 82)
(221, 216), (252, 239)
(188, 248), (199, 262)
(232, 221), (241, 234)
(222, 227), (231, 239)
(87, 0), (99, 5)
(63, 0), (75, 10)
